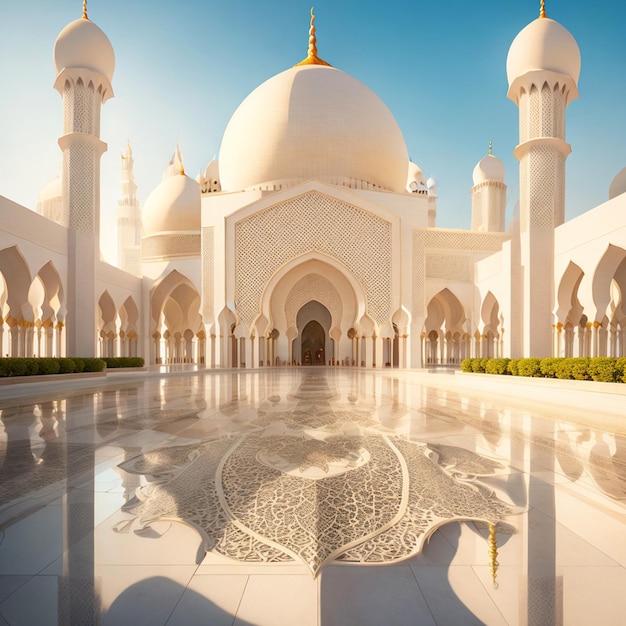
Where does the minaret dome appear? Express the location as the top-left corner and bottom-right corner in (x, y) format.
(506, 14), (580, 90)
(54, 15), (115, 83)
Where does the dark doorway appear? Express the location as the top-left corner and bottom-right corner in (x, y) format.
(301, 320), (325, 365)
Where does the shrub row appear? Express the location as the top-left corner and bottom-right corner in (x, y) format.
(460, 357), (626, 383)
(0, 357), (106, 378)
(102, 357), (145, 368)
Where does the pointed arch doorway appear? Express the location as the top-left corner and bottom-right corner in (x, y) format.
(293, 300), (333, 366)
(301, 320), (325, 365)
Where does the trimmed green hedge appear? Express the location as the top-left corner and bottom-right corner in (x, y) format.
(102, 357), (144, 368)
(485, 358), (511, 375)
(0, 357), (106, 378)
(460, 356), (626, 383)
(518, 358), (542, 377)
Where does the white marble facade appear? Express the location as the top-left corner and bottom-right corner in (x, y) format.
(2, 6), (626, 367)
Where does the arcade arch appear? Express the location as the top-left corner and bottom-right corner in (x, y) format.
(150, 270), (202, 364)
(480, 291), (503, 359)
(422, 289), (467, 365)
(555, 248), (626, 357)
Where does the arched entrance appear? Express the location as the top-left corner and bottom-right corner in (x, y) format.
(301, 320), (325, 365)
(293, 301), (333, 366)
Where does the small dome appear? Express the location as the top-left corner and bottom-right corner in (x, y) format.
(142, 173), (201, 236)
(473, 154), (505, 185)
(54, 18), (115, 82)
(204, 158), (220, 182)
(609, 167), (626, 200)
(426, 176), (438, 195)
(37, 176), (62, 206)
(36, 176), (63, 223)
(506, 17), (580, 87)
(407, 161), (427, 193)
(219, 65), (409, 193)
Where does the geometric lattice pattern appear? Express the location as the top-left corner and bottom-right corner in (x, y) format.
(235, 191), (392, 327)
(518, 79), (568, 231)
(530, 84), (541, 138)
(67, 140), (96, 235)
(117, 373), (515, 577)
(73, 79), (94, 135)
(413, 229), (508, 312)
(527, 145), (563, 229)
(540, 82), (553, 137)
(425, 254), (471, 282)
(285, 273), (343, 330)
(202, 226), (214, 321)
(62, 76), (106, 235)
(63, 81), (74, 134)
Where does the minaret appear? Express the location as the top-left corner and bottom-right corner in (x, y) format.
(470, 141), (507, 232)
(117, 141), (142, 275)
(506, 2), (580, 356)
(53, 2), (115, 355)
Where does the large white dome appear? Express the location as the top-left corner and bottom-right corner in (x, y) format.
(507, 17), (580, 87)
(219, 64), (409, 193)
(54, 18), (115, 82)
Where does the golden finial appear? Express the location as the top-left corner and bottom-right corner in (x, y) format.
(294, 7), (332, 68)
(488, 523), (499, 589)
(174, 143), (185, 175)
(488, 140), (493, 155)
(82, 0), (88, 20)
(539, 0), (546, 18)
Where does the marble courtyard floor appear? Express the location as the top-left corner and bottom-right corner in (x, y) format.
(1, 367), (625, 625)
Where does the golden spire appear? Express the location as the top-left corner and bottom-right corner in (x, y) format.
(82, 0), (88, 20)
(539, 0), (546, 18)
(488, 140), (493, 155)
(176, 144), (185, 175)
(294, 7), (332, 68)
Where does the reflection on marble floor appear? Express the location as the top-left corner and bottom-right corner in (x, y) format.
(1, 367), (626, 625)
(117, 372), (515, 576)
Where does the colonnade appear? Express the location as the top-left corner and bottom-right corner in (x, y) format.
(421, 330), (502, 365)
(554, 322), (625, 358)
(148, 328), (411, 369)
(0, 318), (64, 358)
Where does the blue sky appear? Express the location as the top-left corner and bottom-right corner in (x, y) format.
(1, 1), (625, 263)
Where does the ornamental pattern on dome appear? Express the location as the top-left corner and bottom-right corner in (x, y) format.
(234, 192), (392, 327)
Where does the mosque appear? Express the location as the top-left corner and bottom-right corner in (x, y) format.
(1, 2), (626, 370)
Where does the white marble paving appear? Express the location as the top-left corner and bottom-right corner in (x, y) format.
(1, 367), (625, 624)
